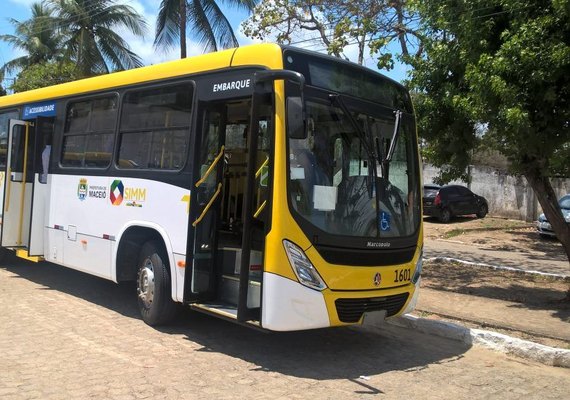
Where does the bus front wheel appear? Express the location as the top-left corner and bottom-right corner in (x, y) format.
(136, 241), (178, 326)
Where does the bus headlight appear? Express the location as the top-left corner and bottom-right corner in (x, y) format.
(411, 247), (423, 284)
(283, 240), (327, 291)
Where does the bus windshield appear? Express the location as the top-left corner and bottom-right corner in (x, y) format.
(288, 94), (421, 239)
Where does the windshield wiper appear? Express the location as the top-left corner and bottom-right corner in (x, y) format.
(384, 110), (402, 163)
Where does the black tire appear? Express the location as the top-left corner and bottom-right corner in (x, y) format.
(136, 241), (178, 326)
(438, 208), (452, 223)
(476, 204), (488, 218)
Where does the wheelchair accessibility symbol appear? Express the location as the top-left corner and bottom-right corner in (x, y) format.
(379, 211), (391, 232)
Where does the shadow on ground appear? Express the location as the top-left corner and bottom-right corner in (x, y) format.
(2, 257), (472, 384)
(422, 261), (570, 324)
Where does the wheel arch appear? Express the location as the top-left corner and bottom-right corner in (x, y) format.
(113, 222), (177, 301)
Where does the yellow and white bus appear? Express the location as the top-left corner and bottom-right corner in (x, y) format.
(0, 44), (422, 331)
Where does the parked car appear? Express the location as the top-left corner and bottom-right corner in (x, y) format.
(537, 194), (570, 238)
(422, 184), (488, 223)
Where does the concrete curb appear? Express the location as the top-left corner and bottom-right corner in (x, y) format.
(425, 256), (570, 280)
(387, 314), (570, 368)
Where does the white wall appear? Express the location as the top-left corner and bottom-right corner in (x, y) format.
(423, 164), (570, 221)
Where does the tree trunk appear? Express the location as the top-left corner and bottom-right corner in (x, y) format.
(525, 172), (570, 265)
(180, 0), (187, 59)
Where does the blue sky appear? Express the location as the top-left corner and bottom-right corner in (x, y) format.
(0, 0), (409, 89)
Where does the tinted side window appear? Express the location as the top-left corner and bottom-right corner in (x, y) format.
(0, 110), (20, 168)
(443, 187), (459, 198)
(61, 95), (118, 168)
(118, 84), (192, 170)
(455, 186), (472, 196)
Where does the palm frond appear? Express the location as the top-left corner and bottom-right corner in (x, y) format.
(154, 0), (183, 52)
(188, 0), (218, 52)
(96, 27), (145, 71)
(201, 0), (239, 50)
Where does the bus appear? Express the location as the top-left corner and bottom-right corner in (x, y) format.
(0, 44), (422, 331)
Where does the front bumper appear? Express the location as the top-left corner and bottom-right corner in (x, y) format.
(537, 221), (556, 237)
(261, 272), (420, 331)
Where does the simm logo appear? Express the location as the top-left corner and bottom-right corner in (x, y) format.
(110, 180), (147, 207)
(110, 180), (124, 206)
(125, 187), (147, 207)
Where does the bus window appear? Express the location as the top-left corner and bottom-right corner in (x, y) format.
(118, 84), (192, 170)
(61, 95), (118, 168)
(0, 110), (20, 168)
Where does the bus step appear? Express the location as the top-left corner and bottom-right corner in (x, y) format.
(15, 249), (43, 263)
(219, 275), (261, 308)
(219, 275), (239, 306)
(191, 302), (238, 319)
(190, 302), (261, 328)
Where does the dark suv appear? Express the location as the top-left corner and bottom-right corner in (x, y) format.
(423, 184), (488, 223)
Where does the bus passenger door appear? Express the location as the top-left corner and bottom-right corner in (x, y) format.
(1, 119), (36, 249)
(187, 97), (270, 324)
(1, 118), (51, 256)
(189, 107), (225, 298)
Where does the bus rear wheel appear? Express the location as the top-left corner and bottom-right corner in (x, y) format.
(136, 241), (178, 326)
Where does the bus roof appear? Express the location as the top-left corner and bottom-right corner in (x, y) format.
(0, 43), (284, 108)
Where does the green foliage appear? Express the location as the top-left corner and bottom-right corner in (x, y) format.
(242, 0), (421, 66)
(410, 0), (570, 181)
(10, 62), (81, 93)
(0, 2), (62, 75)
(47, 0), (148, 77)
(155, 0), (257, 57)
(411, 0), (570, 259)
(1, 1), (149, 79)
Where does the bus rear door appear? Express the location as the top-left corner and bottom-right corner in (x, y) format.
(1, 117), (52, 258)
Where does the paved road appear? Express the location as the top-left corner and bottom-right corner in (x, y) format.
(1, 259), (569, 399)
(424, 239), (569, 276)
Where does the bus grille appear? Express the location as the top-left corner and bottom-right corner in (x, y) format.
(335, 293), (409, 323)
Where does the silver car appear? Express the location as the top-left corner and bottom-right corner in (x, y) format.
(537, 194), (570, 238)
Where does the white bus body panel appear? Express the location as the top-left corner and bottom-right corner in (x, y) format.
(45, 174), (190, 300)
(29, 173), (48, 256)
(1, 182), (32, 247)
(261, 272), (330, 331)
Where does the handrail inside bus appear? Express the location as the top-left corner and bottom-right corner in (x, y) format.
(192, 183), (222, 227)
(253, 200), (267, 219)
(195, 145), (225, 188)
(255, 157), (269, 178)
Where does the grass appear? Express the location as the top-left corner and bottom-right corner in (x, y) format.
(443, 228), (465, 239)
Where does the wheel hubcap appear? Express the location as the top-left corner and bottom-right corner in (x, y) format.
(137, 258), (155, 308)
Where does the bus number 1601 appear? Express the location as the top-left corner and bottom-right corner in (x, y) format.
(394, 268), (411, 283)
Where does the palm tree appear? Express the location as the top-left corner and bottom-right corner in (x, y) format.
(48, 0), (148, 77)
(155, 0), (257, 58)
(0, 2), (62, 75)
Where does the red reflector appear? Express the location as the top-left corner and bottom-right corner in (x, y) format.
(103, 234), (110, 240)
(250, 264), (262, 271)
(434, 193), (441, 206)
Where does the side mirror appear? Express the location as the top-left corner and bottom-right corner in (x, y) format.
(287, 97), (307, 139)
(253, 70), (307, 140)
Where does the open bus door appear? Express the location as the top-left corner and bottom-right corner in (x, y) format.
(185, 95), (271, 324)
(1, 117), (52, 258)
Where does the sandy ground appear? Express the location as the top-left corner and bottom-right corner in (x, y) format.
(421, 216), (569, 348)
(423, 215), (566, 262)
